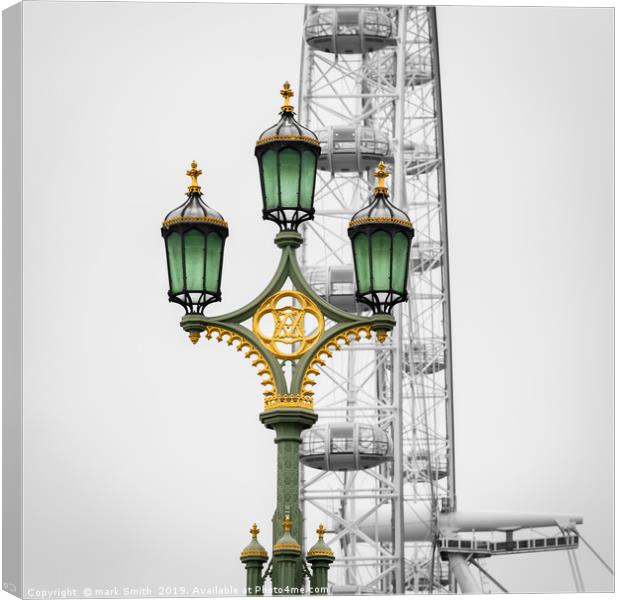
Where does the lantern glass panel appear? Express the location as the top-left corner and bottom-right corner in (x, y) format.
(279, 148), (301, 208)
(183, 229), (206, 290)
(370, 230), (391, 290)
(167, 232), (184, 294)
(353, 234), (371, 294)
(261, 150), (278, 209)
(205, 232), (223, 293)
(392, 231), (409, 294)
(300, 150), (316, 209)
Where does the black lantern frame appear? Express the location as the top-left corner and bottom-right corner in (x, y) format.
(348, 163), (414, 315)
(161, 163), (229, 315)
(255, 82), (321, 232)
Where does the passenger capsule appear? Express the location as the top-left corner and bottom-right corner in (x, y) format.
(317, 125), (392, 173)
(300, 423), (392, 471)
(304, 8), (396, 54)
(414, 450), (448, 480)
(410, 242), (442, 272)
(303, 265), (365, 313)
(404, 142), (439, 176)
(405, 342), (446, 375)
(378, 55), (433, 87)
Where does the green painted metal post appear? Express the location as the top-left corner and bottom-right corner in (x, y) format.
(260, 409), (317, 593)
(308, 559), (332, 595)
(240, 524), (269, 596)
(272, 515), (302, 595)
(306, 524), (335, 595)
(242, 558), (267, 596)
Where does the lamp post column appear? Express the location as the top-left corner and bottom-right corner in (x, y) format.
(260, 409), (318, 594)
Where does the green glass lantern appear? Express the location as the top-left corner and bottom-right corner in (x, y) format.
(347, 161), (414, 314)
(255, 82), (321, 231)
(161, 161), (228, 314)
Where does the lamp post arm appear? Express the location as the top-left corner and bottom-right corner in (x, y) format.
(289, 316), (394, 396)
(287, 248), (374, 325)
(284, 239), (396, 395)
(203, 320), (288, 395)
(206, 246), (290, 325)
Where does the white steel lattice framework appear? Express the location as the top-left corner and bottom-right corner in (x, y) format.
(297, 5), (456, 593)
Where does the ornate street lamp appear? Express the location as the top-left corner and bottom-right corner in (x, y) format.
(255, 82), (321, 231)
(348, 161), (414, 314)
(161, 86), (414, 595)
(161, 161), (228, 326)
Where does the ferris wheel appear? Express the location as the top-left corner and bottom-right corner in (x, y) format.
(294, 5), (599, 593)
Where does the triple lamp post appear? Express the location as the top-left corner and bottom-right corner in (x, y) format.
(160, 83), (414, 595)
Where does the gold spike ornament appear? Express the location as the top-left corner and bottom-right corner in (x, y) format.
(373, 161), (390, 195)
(280, 81), (294, 113)
(186, 160), (202, 193)
(283, 514), (292, 532)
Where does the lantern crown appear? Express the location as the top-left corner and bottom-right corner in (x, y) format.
(349, 164), (412, 231)
(162, 162), (227, 230)
(256, 82), (319, 147)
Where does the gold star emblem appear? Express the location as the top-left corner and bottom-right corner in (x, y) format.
(253, 291), (324, 360)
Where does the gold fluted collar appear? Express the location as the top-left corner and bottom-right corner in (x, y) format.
(186, 160), (202, 193)
(280, 81), (294, 113)
(373, 161), (390, 195)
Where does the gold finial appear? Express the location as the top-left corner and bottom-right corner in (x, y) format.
(373, 161), (390, 195)
(283, 514), (292, 532)
(250, 523), (260, 539)
(189, 331), (201, 345)
(376, 331), (388, 344)
(280, 81), (294, 113)
(316, 524), (326, 539)
(186, 160), (202, 193)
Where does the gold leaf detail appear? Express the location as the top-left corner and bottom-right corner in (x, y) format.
(204, 326), (276, 401)
(255, 134), (321, 147)
(263, 393), (314, 412)
(162, 215), (229, 229)
(301, 326), (374, 398)
(348, 216), (412, 229)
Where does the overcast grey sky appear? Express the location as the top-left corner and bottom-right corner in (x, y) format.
(16, 2), (613, 595)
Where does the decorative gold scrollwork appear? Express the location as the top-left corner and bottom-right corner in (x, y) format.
(252, 290), (324, 360)
(204, 325), (276, 401)
(301, 325), (375, 398)
(263, 394), (314, 412)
